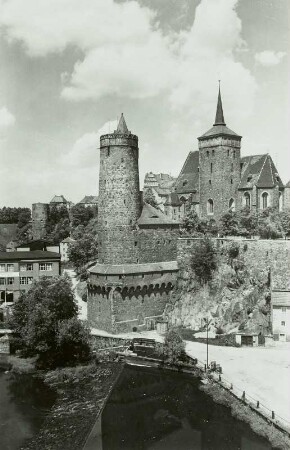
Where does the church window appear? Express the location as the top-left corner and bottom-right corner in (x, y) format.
(229, 198), (235, 211)
(244, 192), (251, 208)
(262, 192), (269, 209)
(210, 163), (213, 173)
(279, 191), (283, 211)
(207, 199), (214, 215)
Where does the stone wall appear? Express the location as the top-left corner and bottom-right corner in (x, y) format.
(198, 136), (241, 219)
(137, 227), (179, 263)
(32, 203), (49, 240)
(98, 133), (141, 264)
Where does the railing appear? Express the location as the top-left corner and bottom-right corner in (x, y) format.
(188, 354), (290, 437)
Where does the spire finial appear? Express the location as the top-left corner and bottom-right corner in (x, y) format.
(214, 81), (226, 126)
(116, 113), (129, 134)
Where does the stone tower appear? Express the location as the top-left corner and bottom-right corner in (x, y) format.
(98, 114), (141, 264)
(32, 202), (49, 240)
(198, 86), (242, 219)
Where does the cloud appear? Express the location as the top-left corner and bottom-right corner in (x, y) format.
(255, 50), (286, 67)
(0, 107), (15, 129)
(0, 0), (257, 122)
(61, 120), (117, 167)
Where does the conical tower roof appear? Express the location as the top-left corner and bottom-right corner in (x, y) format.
(115, 113), (129, 134)
(214, 85), (226, 126)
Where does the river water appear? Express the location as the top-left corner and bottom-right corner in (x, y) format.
(86, 364), (273, 450)
(0, 370), (57, 450)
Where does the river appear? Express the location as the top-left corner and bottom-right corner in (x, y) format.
(85, 364), (273, 450)
(0, 370), (57, 450)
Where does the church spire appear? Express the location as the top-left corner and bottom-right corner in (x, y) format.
(116, 113), (129, 134)
(214, 82), (226, 126)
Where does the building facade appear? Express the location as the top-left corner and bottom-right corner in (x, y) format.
(88, 114), (179, 333)
(0, 250), (61, 303)
(272, 290), (290, 342)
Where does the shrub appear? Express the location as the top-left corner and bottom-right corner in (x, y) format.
(162, 329), (186, 365)
(190, 238), (217, 285)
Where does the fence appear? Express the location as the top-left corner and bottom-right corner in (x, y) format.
(188, 355), (290, 438)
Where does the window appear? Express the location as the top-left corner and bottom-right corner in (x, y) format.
(26, 263), (33, 271)
(206, 151), (209, 157)
(281, 321), (285, 326)
(229, 198), (235, 211)
(262, 192), (269, 209)
(0, 264), (5, 272)
(209, 179), (212, 185)
(212, 150), (215, 156)
(0, 278), (5, 285)
(20, 277), (28, 285)
(230, 178), (233, 184)
(244, 192), (251, 208)
(39, 263), (52, 271)
(227, 149), (230, 157)
(279, 191), (283, 212)
(231, 163), (234, 171)
(7, 264), (14, 272)
(233, 151), (236, 158)
(182, 180), (188, 186)
(247, 175), (252, 182)
(210, 163), (213, 173)
(7, 278), (14, 285)
(207, 199), (214, 215)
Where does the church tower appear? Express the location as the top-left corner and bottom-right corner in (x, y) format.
(98, 114), (141, 264)
(198, 86), (242, 219)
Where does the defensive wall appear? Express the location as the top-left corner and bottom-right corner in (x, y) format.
(177, 237), (290, 290)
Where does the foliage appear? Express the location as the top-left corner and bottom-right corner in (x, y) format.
(220, 210), (240, 236)
(68, 233), (98, 278)
(0, 207), (31, 224)
(70, 204), (97, 228)
(227, 243), (239, 260)
(162, 329), (185, 365)
(143, 187), (159, 209)
(9, 276), (91, 368)
(190, 237), (217, 284)
(56, 318), (91, 366)
(181, 211), (218, 236)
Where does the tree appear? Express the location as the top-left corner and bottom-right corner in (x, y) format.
(190, 237), (217, 285)
(143, 188), (158, 209)
(162, 329), (185, 365)
(220, 210), (241, 236)
(68, 233), (98, 278)
(9, 276), (90, 368)
(56, 317), (91, 366)
(71, 204), (97, 228)
(181, 211), (218, 236)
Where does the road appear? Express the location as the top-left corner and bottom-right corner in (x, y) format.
(63, 269), (87, 321)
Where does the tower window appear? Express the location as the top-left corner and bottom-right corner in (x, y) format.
(207, 199), (214, 215)
(210, 163), (213, 173)
(107, 148), (110, 157)
(231, 163), (234, 171)
(124, 199), (126, 205)
(262, 192), (269, 209)
(244, 192), (251, 208)
(207, 151), (209, 157)
(209, 179), (212, 185)
(135, 241), (137, 246)
(230, 178), (233, 184)
(233, 151), (236, 158)
(227, 149), (230, 157)
(198, 167), (200, 172)
(212, 150), (215, 156)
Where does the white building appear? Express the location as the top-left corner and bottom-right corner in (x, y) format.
(60, 237), (75, 262)
(272, 290), (290, 342)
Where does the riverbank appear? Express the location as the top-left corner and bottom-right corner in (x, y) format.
(21, 361), (123, 450)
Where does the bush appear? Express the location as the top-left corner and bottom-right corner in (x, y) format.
(190, 238), (217, 285)
(162, 329), (185, 365)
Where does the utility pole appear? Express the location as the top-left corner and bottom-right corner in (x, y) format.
(206, 316), (209, 368)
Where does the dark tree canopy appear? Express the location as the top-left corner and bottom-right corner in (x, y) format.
(9, 276), (91, 368)
(0, 207), (31, 225)
(190, 237), (217, 285)
(71, 204), (97, 228)
(68, 233), (98, 279)
(162, 329), (185, 365)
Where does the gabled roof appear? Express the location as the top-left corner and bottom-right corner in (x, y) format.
(164, 193), (182, 207)
(50, 195), (68, 204)
(79, 195), (98, 204)
(173, 151), (200, 195)
(61, 237), (75, 243)
(239, 154), (284, 189)
(272, 290), (290, 307)
(137, 203), (179, 227)
(0, 251), (60, 261)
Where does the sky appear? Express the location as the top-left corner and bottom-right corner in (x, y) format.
(0, 0), (289, 207)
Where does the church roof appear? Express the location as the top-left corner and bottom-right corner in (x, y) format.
(239, 154), (284, 189)
(137, 203), (179, 227)
(198, 86), (241, 140)
(164, 193), (182, 206)
(50, 195), (68, 204)
(114, 113), (130, 134)
(173, 151), (199, 195)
